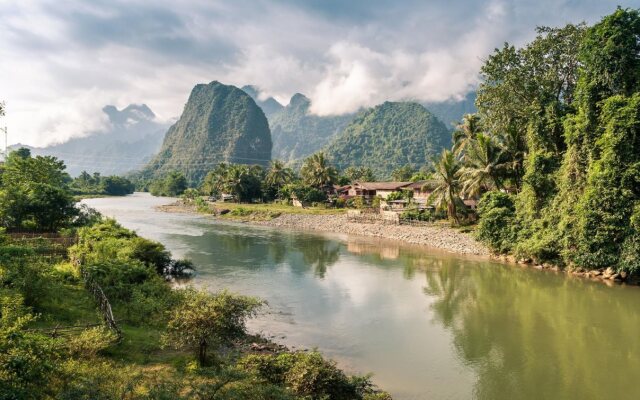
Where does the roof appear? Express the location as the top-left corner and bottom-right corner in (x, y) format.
(404, 180), (439, 191)
(353, 181), (412, 191)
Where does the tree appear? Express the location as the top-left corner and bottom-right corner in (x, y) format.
(300, 152), (337, 188)
(163, 289), (263, 366)
(342, 166), (376, 183)
(428, 150), (465, 224)
(0, 149), (77, 230)
(459, 133), (508, 197)
(149, 171), (188, 197)
(264, 160), (295, 200)
(452, 114), (482, 159)
(391, 165), (415, 181)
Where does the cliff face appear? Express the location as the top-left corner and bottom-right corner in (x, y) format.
(145, 81), (272, 183)
(269, 93), (354, 162)
(324, 102), (451, 179)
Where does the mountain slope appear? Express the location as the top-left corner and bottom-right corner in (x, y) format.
(241, 85), (284, 118)
(269, 93), (355, 162)
(143, 81), (272, 183)
(324, 102), (451, 179)
(17, 104), (169, 176)
(423, 91), (477, 129)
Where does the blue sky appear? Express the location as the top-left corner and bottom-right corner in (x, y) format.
(0, 0), (637, 146)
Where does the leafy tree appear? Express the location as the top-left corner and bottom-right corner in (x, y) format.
(0, 149), (76, 231)
(459, 133), (508, 197)
(452, 114), (482, 159)
(391, 165), (415, 181)
(343, 166), (376, 183)
(300, 152), (337, 188)
(264, 160), (295, 200)
(428, 150), (465, 224)
(162, 289), (263, 366)
(100, 176), (135, 196)
(476, 192), (517, 253)
(149, 171), (188, 197)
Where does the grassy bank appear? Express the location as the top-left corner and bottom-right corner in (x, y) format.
(0, 219), (391, 399)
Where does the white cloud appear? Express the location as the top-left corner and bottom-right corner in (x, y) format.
(0, 0), (634, 146)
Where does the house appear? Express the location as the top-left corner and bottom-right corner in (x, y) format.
(347, 181), (412, 199)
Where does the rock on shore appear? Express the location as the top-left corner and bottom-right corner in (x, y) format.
(254, 213), (489, 256)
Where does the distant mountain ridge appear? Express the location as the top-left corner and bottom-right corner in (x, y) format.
(241, 85), (284, 118)
(323, 101), (451, 179)
(12, 104), (169, 176)
(241, 85), (476, 165)
(141, 81), (271, 183)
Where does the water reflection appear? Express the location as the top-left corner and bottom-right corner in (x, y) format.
(422, 261), (640, 400)
(85, 194), (640, 400)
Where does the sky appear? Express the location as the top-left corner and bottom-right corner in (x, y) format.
(0, 0), (638, 147)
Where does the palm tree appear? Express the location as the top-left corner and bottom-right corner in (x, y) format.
(453, 114), (482, 160)
(459, 133), (508, 197)
(496, 127), (527, 191)
(265, 160), (294, 198)
(428, 150), (465, 224)
(300, 152), (337, 188)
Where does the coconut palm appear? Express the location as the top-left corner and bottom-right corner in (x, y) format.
(300, 152), (338, 188)
(453, 114), (482, 160)
(428, 150), (465, 224)
(459, 133), (508, 197)
(265, 160), (295, 198)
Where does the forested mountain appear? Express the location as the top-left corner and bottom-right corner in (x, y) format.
(323, 102), (451, 178)
(241, 85), (284, 118)
(141, 81), (272, 184)
(423, 91), (477, 129)
(14, 104), (169, 176)
(268, 93), (355, 162)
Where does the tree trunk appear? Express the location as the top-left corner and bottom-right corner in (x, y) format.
(199, 339), (207, 365)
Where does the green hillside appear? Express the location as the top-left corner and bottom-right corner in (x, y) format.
(323, 102), (451, 178)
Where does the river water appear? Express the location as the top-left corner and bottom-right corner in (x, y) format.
(84, 193), (640, 400)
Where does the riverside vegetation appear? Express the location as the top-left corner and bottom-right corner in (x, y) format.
(0, 137), (391, 399)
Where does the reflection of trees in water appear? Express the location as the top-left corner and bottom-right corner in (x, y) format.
(292, 236), (340, 278)
(422, 262), (640, 400)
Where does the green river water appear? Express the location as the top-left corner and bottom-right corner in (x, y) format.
(84, 193), (640, 400)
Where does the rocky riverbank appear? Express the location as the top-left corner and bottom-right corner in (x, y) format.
(157, 201), (489, 256)
(254, 213), (489, 256)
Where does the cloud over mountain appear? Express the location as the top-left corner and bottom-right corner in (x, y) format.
(0, 0), (634, 146)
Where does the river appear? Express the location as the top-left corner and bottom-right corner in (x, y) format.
(84, 193), (640, 400)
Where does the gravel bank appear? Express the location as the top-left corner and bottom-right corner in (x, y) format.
(253, 213), (489, 256)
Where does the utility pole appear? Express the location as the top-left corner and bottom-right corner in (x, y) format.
(0, 120), (6, 162)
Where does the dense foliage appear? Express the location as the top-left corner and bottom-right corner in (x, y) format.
(324, 102), (451, 179)
(71, 171), (135, 196)
(149, 171), (188, 197)
(473, 8), (640, 274)
(142, 81), (272, 184)
(0, 148), (77, 231)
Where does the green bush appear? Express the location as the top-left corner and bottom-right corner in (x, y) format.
(476, 192), (517, 254)
(240, 351), (388, 400)
(67, 327), (116, 359)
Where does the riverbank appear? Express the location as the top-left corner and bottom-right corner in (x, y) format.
(157, 200), (640, 286)
(158, 201), (489, 256)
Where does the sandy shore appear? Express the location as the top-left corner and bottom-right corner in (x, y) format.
(158, 202), (489, 257)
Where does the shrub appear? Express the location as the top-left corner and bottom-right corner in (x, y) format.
(162, 289), (263, 366)
(67, 327), (116, 359)
(240, 351), (388, 400)
(476, 192), (517, 254)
